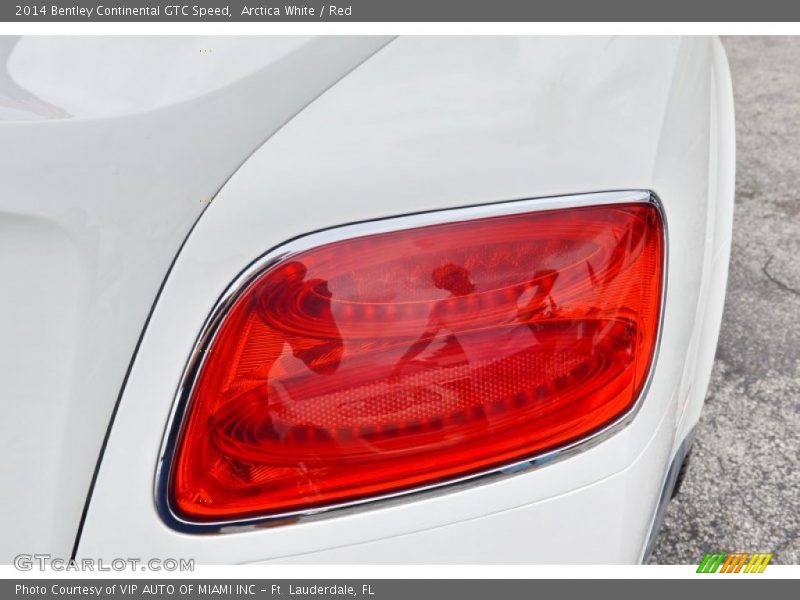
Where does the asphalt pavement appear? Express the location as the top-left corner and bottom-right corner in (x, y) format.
(650, 36), (800, 565)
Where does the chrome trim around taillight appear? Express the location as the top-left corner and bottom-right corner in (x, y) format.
(154, 189), (668, 533)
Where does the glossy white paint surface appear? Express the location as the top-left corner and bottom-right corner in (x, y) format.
(0, 37), (313, 120)
(0, 35), (391, 562)
(75, 36), (734, 563)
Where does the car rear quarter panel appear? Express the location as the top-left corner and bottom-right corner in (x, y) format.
(75, 36), (732, 563)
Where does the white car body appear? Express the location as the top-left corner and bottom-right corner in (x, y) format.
(0, 35), (734, 564)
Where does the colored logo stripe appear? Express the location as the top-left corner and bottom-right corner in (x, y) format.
(697, 552), (773, 573)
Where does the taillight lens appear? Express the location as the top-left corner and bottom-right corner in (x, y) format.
(169, 202), (663, 522)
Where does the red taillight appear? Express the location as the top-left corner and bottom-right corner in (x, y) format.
(168, 201), (664, 523)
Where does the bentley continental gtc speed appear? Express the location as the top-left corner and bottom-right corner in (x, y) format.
(0, 35), (734, 564)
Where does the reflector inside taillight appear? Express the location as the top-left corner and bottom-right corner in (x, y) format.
(169, 202), (664, 522)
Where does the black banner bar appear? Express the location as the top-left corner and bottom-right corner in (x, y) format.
(4, 0), (800, 22)
(3, 579), (796, 600)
